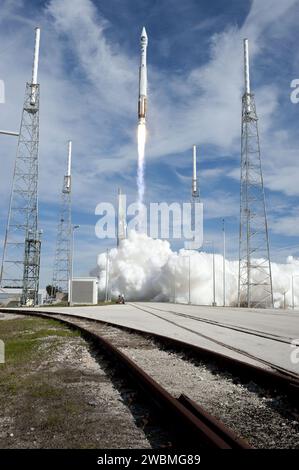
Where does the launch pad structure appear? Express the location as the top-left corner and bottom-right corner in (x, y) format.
(0, 27), (41, 306)
(238, 39), (273, 308)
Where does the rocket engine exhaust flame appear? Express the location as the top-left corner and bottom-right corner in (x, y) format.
(137, 122), (146, 206)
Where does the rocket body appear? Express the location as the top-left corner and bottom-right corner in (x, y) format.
(138, 27), (148, 124)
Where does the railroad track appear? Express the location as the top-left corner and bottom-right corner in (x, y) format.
(129, 302), (299, 380)
(135, 303), (293, 344)
(2, 308), (299, 448)
(0, 309), (249, 449)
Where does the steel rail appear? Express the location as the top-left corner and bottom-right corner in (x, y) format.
(2, 307), (299, 396)
(0, 308), (250, 449)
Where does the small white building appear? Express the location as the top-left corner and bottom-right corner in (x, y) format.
(71, 277), (98, 305)
(0, 288), (46, 306)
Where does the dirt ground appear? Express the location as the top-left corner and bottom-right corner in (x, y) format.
(0, 315), (169, 449)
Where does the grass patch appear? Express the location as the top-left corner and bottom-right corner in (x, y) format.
(30, 383), (62, 399)
(25, 328), (80, 340)
(5, 338), (37, 364)
(0, 317), (80, 367)
(0, 315), (107, 449)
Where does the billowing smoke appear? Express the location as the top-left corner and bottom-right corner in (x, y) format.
(96, 230), (299, 308)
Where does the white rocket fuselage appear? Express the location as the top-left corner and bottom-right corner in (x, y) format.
(138, 27), (148, 124)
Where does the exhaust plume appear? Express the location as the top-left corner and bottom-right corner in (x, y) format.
(96, 230), (299, 308)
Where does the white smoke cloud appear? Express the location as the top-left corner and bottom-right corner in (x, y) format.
(97, 230), (299, 308)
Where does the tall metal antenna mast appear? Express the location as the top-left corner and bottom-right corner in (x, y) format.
(238, 38), (273, 308)
(117, 188), (127, 247)
(52, 141), (72, 298)
(188, 145), (200, 249)
(192, 145), (199, 201)
(0, 27), (41, 306)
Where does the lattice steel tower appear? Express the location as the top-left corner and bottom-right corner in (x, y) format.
(238, 39), (273, 308)
(0, 27), (41, 306)
(51, 141), (72, 297)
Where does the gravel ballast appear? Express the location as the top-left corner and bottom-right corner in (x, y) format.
(58, 315), (299, 449)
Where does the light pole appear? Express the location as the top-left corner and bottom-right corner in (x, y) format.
(222, 219), (226, 307)
(181, 254), (191, 304)
(283, 291), (286, 310)
(105, 249), (110, 302)
(205, 240), (216, 306)
(291, 275), (299, 310)
(69, 224), (80, 306)
(173, 264), (177, 304)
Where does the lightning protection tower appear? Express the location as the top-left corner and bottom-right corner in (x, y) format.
(238, 39), (273, 308)
(51, 141), (72, 298)
(185, 145), (200, 251)
(0, 27), (41, 306)
(192, 145), (200, 202)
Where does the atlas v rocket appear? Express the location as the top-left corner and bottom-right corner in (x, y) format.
(138, 27), (148, 124)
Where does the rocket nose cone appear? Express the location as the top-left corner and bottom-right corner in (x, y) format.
(141, 26), (148, 43)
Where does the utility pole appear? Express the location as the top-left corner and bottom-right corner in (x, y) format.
(204, 240), (216, 306)
(117, 188), (127, 247)
(292, 276), (294, 310)
(212, 243), (216, 307)
(105, 249), (110, 302)
(291, 275), (299, 310)
(238, 38), (273, 308)
(0, 27), (41, 306)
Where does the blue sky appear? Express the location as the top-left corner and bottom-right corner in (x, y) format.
(0, 0), (299, 287)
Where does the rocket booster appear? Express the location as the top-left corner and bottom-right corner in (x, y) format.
(138, 27), (148, 124)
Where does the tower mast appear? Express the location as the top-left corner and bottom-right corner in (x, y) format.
(0, 27), (41, 306)
(238, 39), (273, 308)
(52, 141), (72, 299)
